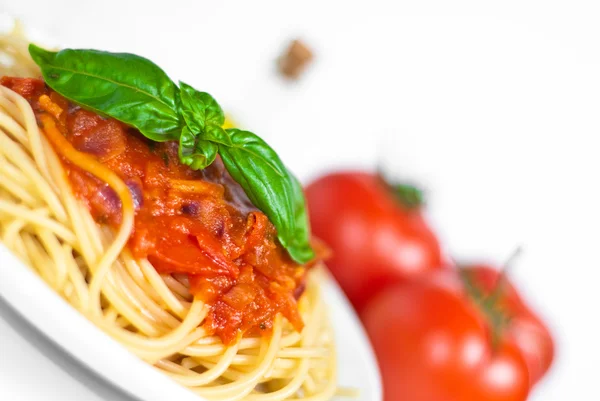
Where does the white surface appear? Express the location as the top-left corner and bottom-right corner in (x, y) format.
(0, 1), (599, 400)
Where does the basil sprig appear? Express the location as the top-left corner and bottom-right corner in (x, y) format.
(29, 44), (315, 264)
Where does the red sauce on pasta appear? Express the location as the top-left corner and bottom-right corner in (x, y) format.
(2, 77), (323, 344)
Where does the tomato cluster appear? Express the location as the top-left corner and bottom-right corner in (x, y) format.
(306, 172), (554, 401)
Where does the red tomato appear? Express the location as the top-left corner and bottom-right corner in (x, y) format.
(361, 267), (554, 401)
(305, 172), (443, 312)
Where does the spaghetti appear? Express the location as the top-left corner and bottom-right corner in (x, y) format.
(0, 26), (339, 400)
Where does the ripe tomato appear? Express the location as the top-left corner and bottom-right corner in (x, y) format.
(305, 172), (443, 312)
(361, 266), (554, 401)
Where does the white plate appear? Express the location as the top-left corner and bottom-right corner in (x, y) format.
(0, 15), (381, 401)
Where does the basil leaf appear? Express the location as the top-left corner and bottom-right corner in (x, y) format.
(179, 81), (225, 132)
(204, 122), (232, 146)
(179, 126), (218, 170)
(218, 129), (314, 263)
(286, 172), (316, 262)
(29, 44), (182, 141)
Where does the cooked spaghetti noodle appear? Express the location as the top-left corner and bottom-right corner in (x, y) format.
(0, 26), (340, 400)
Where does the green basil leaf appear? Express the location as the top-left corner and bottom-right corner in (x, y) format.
(218, 129), (314, 263)
(29, 44), (182, 141)
(179, 126), (218, 170)
(203, 122), (232, 146)
(179, 81), (225, 132)
(286, 172), (316, 263)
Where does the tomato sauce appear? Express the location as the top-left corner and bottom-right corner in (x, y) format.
(2, 77), (319, 344)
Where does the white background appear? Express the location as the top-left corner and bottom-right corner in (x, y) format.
(1, 0), (599, 400)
